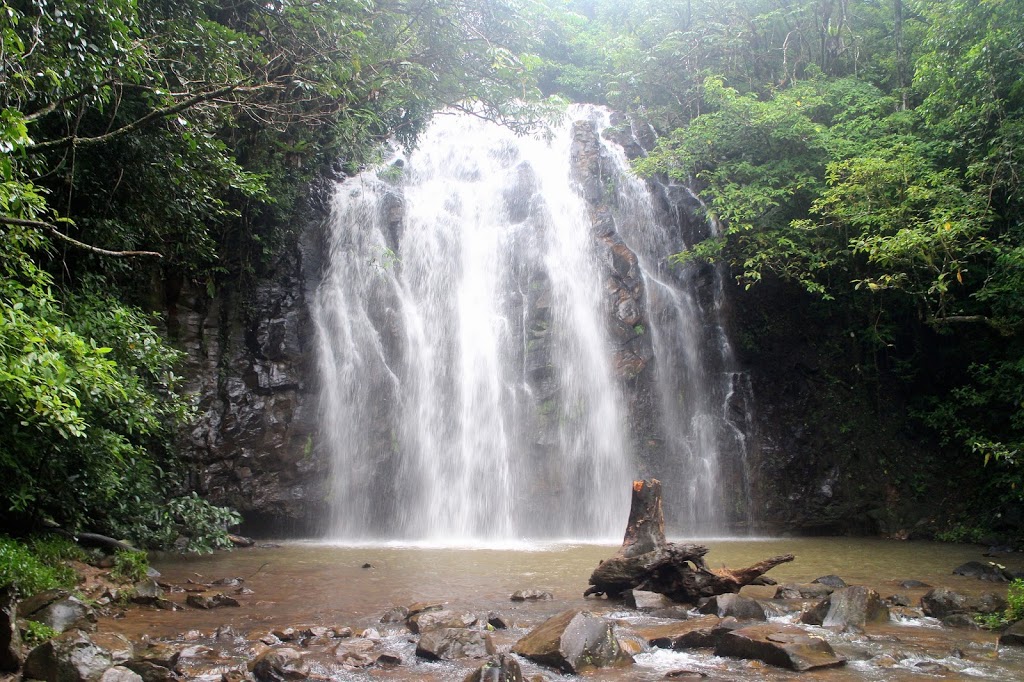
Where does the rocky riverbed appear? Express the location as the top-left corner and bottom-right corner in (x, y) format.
(5, 539), (1024, 681)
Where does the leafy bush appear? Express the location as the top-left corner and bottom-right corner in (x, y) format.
(105, 492), (241, 554)
(21, 620), (59, 645)
(1007, 579), (1024, 624)
(111, 550), (149, 584)
(0, 537), (66, 595)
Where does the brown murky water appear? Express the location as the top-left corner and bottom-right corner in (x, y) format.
(100, 538), (1024, 680)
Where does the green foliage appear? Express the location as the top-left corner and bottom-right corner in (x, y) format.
(110, 549), (149, 584)
(0, 537), (67, 595)
(21, 620), (59, 645)
(106, 492), (241, 554)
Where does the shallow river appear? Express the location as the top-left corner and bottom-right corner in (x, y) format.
(101, 537), (1024, 680)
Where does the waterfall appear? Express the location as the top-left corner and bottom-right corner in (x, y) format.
(312, 106), (751, 543)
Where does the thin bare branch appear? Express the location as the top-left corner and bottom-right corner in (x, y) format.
(0, 217), (163, 258)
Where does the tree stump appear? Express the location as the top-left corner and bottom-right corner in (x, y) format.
(585, 479), (794, 604)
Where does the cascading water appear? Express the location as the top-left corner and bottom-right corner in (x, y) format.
(313, 106), (752, 543)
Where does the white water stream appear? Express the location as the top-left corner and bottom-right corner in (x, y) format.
(313, 107), (750, 543)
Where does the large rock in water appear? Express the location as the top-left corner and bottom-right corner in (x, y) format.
(463, 654), (523, 682)
(715, 624), (846, 671)
(821, 586), (890, 627)
(416, 629), (495, 661)
(20, 590), (97, 634)
(511, 610), (633, 674)
(698, 593), (766, 621)
(633, 615), (723, 650)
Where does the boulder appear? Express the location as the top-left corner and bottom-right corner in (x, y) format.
(899, 579), (930, 589)
(20, 591), (96, 634)
(940, 613), (981, 629)
(416, 628), (495, 661)
(999, 620), (1024, 646)
(511, 610), (633, 674)
(407, 601), (444, 617)
(23, 629), (122, 682)
(821, 587), (890, 628)
(334, 638), (380, 668)
(633, 615), (722, 650)
(510, 590), (553, 602)
(129, 580), (163, 605)
(252, 646), (307, 681)
(715, 623), (846, 671)
(774, 583), (833, 600)
(813, 575), (848, 589)
(921, 587), (970, 618)
(697, 594), (766, 621)
(463, 654), (523, 682)
(380, 606), (409, 624)
(408, 609), (477, 634)
(1, 588), (20, 672)
(122, 660), (175, 682)
(953, 561), (1010, 582)
(185, 593), (240, 609)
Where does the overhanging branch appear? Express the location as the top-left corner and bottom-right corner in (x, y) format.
(0, 216), (163, 258)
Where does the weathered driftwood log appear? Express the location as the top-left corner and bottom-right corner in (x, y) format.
(585, 479), (794, 604)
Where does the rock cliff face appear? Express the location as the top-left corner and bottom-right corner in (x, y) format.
(165, 218), (328, 534)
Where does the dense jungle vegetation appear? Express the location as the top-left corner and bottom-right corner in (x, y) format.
(1, 0), (1023, 551)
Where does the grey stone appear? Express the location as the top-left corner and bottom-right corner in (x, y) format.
(24, 629), (118, 682)
(20, 591), (96, 634)
(633, 615), (722, 650)
(511, 609), (633, 674)
(625, 589), (673, 611)
(252, 646), (307, 681)
(774, 583), (833, 600)
(999, 620), (1024, 646)
(715, 623), (846, 671)
(416, 628), (495, 661)
(953, 561), (1010, 582)
(921, 587), (971, 618)
(813, 575), (848, 589)
(510, 590), (553, 602)
(408, 609), (476, 634)
(821, 587), (890, 628)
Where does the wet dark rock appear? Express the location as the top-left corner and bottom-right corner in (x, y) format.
(463, 653), (523, 682)
(20, 590), (96, 633)
(697, 593), (766, 621)
(130, 579), (163, 605)
(511, 609), (633, 674)
(131, 642), (179, 668)
(821, 586), (890, 628)
(974, 591), (1009, 615)
(24, 629), (128, 682)
(813, 575), (848, 589)
(214, 625), (236, 642)
(899, 579), (931, 589)
(124, 659), (175, 682)
(953, 561), (1010, 582)
(510, 590), (553, 602)
(999, 620), (1024, 646)
(408, 609), (477, 634)
(174, 644), (247, 679)
(334, 638), (380, 667)
(227, 534), (255, 547)
(921, 587), (971, 618)
(649, 605), (694, 620)
(186, 592), (240, 609)
(416, 628), (495, 661)
(1, 588), (20, 672)
(376, 651), (402, 667)
(715, 623), (846, 671)
(941, 613), (981, 629)
(887, 594), (911, 607)
(625, 589), (673, 611)
(914, 661), (951, 674)
(99, 666), (144, 682)
(380, 605), (410, 623)
(634, 615), (722, 649)
(407, 601), (444, 617)
(799, 598), (831, 625)
(664, 670), (707, 679)
(252, 646), (306, 681)
(774, 583), (833, 600)
(487, 613), (510, 630)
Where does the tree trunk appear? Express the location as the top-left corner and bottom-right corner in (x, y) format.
(585, 479), (794, 604)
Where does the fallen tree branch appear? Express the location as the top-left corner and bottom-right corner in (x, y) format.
(585, 479), (795, 603)
(0, 216), (163, 258)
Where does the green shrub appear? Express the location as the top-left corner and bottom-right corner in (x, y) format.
(1007, 579), (1024, 623)
(0, 537), (64, 595)
(110, 550), (149, 584)
(21, 620), (58, 644)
